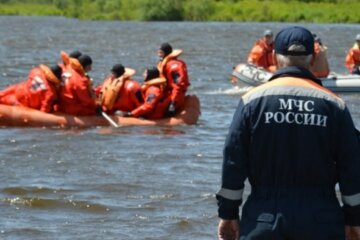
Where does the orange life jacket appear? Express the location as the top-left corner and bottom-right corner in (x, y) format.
(39, 64), (61, 85)
(157, 49), (183, 77)
(141, 77), (167, 94)
(99, 76), (126, 111)
(98, 68), (137, 111)
(60, 51), (71, 69)
(99, 79), (143, 113)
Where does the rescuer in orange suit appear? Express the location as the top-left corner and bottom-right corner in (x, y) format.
(157, 42), (190, 117)
(127, 67), (170, 119)
(58, 54), (97, 115)
(311, 34), (330, 78)
(0, 64), (62, 113)
(345, 34), (360, 75)
(247, 29), (277, 72)
(97, 64), (143, 114)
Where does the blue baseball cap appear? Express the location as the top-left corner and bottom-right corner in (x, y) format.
(274, 26), (314, 56)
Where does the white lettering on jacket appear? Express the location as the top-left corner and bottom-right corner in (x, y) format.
(30, 76), (47, 92)
(264, 98), (328, 127)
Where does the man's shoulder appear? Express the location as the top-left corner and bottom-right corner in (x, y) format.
(166, 59), (187, 69)
(125, 79), (141, 89)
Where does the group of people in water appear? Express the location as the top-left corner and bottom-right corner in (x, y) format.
(247, 29), (360, 77)
(3, 31), (360, 120)
(0, 43), (190, 119)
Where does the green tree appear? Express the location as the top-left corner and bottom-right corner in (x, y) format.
(117, 0), (141, 20)
(142, 0), (183, 21)
(54, 0), (68, 10)
(183, 0), (215, 21)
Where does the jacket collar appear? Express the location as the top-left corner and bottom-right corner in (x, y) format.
(269, 66), (323, 86)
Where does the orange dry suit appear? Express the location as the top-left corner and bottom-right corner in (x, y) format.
(131, 78), (170, 119)
(311, 42), (330, 78)
(0, 83), (20, 106)
(0, 65), (60, 113)
(157, 49), (190, 112)
(98, 77), (143, 113)
(58, 59), (96, 115)
(345, 43), (360, 74)
(247, 38), (276, 72)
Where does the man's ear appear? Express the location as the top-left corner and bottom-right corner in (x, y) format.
(310, 53), (316, 67)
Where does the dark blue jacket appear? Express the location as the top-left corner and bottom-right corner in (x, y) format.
(217, 66), (360, 225)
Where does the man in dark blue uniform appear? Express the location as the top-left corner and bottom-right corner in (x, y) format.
(216, 26), (360, 240)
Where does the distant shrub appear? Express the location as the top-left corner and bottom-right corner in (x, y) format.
(141, 0), (183, 21)
(183, 0), (214, 21)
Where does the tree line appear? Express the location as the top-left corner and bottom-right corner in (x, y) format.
(0, 0), (359, 23)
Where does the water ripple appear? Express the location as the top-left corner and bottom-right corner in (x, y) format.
(2, 197), (110, 213)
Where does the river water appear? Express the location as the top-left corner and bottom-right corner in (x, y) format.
(0, 16), (359, 240)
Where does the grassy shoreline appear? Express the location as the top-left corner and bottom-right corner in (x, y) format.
(0, 1), (359, 23)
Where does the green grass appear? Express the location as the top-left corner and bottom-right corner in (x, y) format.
(0, 0), (360, 23)
(208, 1), (360, 23)
(0, 3), (62, 16)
